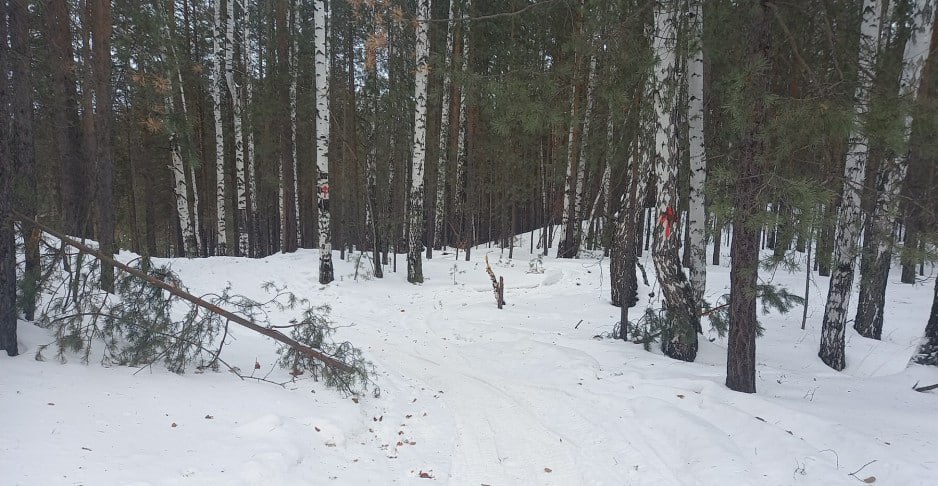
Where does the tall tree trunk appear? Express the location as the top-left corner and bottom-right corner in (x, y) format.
(157, 0), (198, 258)
(11, 0), (40, 317)
(0, 0), (18, 355)
(211, 0), (227, 256)
(453, 4), (469, 257)
(91, 0), (114, 292)
(820, 0), (885, 370)
(652, 0), (700, 362)
(364, 25), (383, 278)
(315, 0), (334, 283)
(574, 48), (598, 247)
(290, 2), (300, 248)
(46, 0), (91, 238)
(225, 0), (249, 256)
(686, 0), (707, 307)
(243, 0), (259, 257)
(855, 2), (935, 340)
(557, 1), (586, 259)
(407, 0), (431, 284)
(276, 0), (297, 253)
(727, 0), (771, 394)
(433, 0), (459, 254)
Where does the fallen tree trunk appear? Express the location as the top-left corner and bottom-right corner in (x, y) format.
(13, 210), (353, 373)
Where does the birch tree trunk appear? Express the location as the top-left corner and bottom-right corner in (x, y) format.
(407, 0), (431, 284)
(433, 0), (459, 254)
(574, 49), (598, 247)
(314, 0), (334, 283)
(820, 0), (884, 370)
(855, 1), (935, 340)
(652, 0), (700, 362)
(557, 4), (586, 260)
(156, 1), (198, 258)
(686, 0), (707, 307)
(225, 0), (248, 256)
(211, 0), (227, 256)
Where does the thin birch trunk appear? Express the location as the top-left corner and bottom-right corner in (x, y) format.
(157, 1), (198, 258)
(574, 48), (598, 248)
(315, 0), (334, 283)
(856, 1), (935, 340)
(225, 0), (248, 256)
(433, 0), (458, 253)
(820, 0), (884, 370)
(212, 0), (227, 256)
(408, 0), (431, 284)
(686, 0), (707, 307)
(652, 0), (700, 362)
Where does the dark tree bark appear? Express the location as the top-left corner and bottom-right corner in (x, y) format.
(90, 0), (115, 292)
(919, 276), (938, 365)
(854, 221), (890, 339)
(726, 0), (771, 394)
(45, 0), (91, 238)
(0, 0), (18, 356)
(276, 0), (297, 253)
(11, 0), (39, 320)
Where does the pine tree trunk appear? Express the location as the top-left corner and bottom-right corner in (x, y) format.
(211, 0), (227, 256)
(10, 0), (40, 317)
(727, 0), (770, 394)
(454, 14), (469, 257)
(46, 0), (91, 238)
(820, 0), (885, 370)
(652, 0), (700, 362)
(687, 0), (707, 307)
(314, 0), (334, 283)
(0, 0), (18, 356)
(365, 44), (383, 278)
(290, 3), (301, 248)
(407, 0), (431, 284)
(276, 0), (297, 254)
(243, 0), (259, 257)
(919, 275), (938, 364)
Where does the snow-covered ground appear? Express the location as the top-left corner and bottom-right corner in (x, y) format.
(2, 232), (937, 485)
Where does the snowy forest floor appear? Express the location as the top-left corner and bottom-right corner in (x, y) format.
(2, 230), (937, 485)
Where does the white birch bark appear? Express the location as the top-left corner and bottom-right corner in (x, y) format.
(157, 5), (197, 258)
(407, 0), (431, 284)
(820, 0), (885, 370)
(225, 0), (248, 257)
(687, 0), (707, 306)
(433, 0), (457, 251)
(857, 0), (935, 337)
(315, 0), (334, 283)
(211, 0), (227, 256)
(652, 0), (699, 362)
(575, 49), (598, 230)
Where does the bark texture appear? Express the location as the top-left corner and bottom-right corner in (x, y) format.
(407, 0), (432, 284)
(727, 0), (771, 394)
(820, 0), (884, 370)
